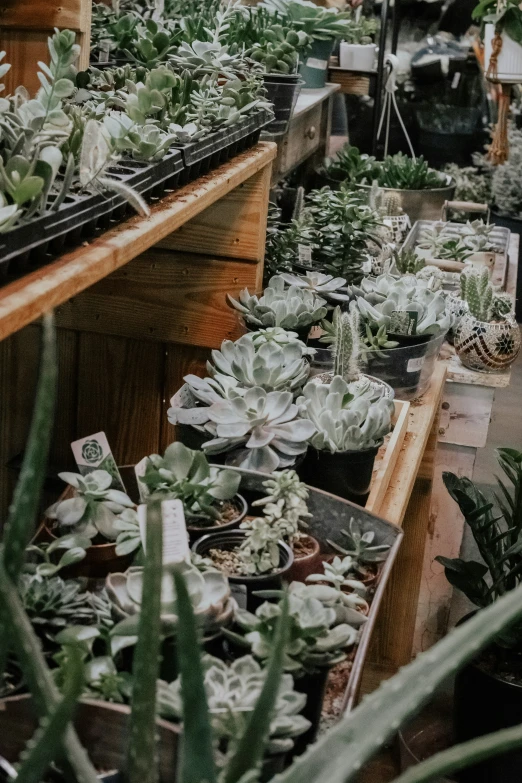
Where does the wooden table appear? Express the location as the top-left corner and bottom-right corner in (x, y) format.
(264, 84), (340, 183)
(0, 142), (277, 518)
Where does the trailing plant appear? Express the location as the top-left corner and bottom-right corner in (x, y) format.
(490, 126), (522, 218)
(319, 306), (361, 382)
(157, 653), (311, 754)
(227, 275), (328, 332)
(297, 375), (393, 453)
(460, 267), (514, 322)
(202, 386), (316, 473)
(46, 469), (135, 543)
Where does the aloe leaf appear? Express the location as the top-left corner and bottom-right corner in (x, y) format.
(126, 501), (163, 783)
(16, 646), (84, 783)
(272, 581), (522, 783)
(173, 566), (217, 783)
(222, 592), (290, 783)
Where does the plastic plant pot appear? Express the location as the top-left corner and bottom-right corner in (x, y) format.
(291, 667), (331, 756)
(339, 42), (376, 71)
(191, 530), (294, 612)
(186, 494), (248, 545)
(262, 74), (303, 136)
(297, 445), (380, 506)
(299, 39), (335, 88)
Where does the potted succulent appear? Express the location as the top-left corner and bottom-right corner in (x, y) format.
(339, 14), (378, 72)
(473, 0), (522, 82)
(134, 442), (247, 544)
(227, 275), (328, 342)
(415, 220), (500, 273)
(436, 448), (522, 783)
(349, 273), (451, 397)
(44, 470), (137, 579)
(296, 375), (393, 504)
(445, 272), (470, 345)
(454, 267), (521, 372)
(224, 580), (366, 751)
(157, 653), (311, 777)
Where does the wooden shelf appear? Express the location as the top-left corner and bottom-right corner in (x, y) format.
(0, 142), (277, 343)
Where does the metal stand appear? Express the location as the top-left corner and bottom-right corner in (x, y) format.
(371, 0), (402, 156)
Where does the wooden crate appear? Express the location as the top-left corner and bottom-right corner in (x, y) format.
(366, 399), (410, 516)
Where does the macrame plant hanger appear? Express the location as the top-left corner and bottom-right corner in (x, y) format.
(376, 53), (416, 160)
(486, 0), (513, 165)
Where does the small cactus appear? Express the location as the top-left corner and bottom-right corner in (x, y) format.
(461, 268), (513, 322)
(382, 192), (402, 216)
(321, 306), (360, 382)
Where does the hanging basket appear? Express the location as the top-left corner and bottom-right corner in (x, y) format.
(484, 24), (522, 83)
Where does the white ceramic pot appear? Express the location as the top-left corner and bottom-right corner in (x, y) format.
(484, 23), (522, 83)
(339, 42), (376, 72)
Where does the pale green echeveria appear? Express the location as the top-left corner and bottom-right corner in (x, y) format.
(347, 273), (411, 304)
(202, 386), (316, 473)
(207, 332), (311, 395)
(227, 275), (328, 330)
(248, 327), (316, 355)
(106, 561), (235, 638)
(297, 375), (393, 452)
(279, 271), (350, 302)
(307, 557), (369, 613)
(168, 376), (243, 428)
(157, 653), (311, 754)
(46, 470), (135, 542)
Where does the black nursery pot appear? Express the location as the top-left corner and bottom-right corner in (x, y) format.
(290, 667), (331, 757)
(262, 73), (303, 136)
(191, 530), (294, 612)
(297, 446), (379, 506)
(365, 334), (432, 399)
(186, 494), (248, 545)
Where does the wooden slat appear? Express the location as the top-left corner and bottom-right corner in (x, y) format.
(157, 165), (272, 262)
(0, 0), (90, 31)
(76, 333), (165, 465)
(55, 250), (260, 348)
(160, 343), (210, 451)
(0, 143), (276, 342)
(366, 400), (410, 516)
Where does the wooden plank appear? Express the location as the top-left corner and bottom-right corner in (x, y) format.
(157, 165), (272, 262)
(413, 442), (476, 655)
(440, 344), (511, 388)
(438, 382), (495, 448)
(0, 0), (90, 31)
(160, 343), (210, 451)
(0, 143), (277, 342)
(366, 400), (410, 516)
(76, 333), (165, 466)
(55, 251), (260, 348)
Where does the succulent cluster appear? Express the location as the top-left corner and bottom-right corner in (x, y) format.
(297, 376), (393, 453)
(460, 267), (514, 323)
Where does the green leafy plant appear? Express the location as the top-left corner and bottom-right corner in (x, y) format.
(328, 518), (391, 566)
(307, 558), (369, 612)
(472, 0), (522, 45)
(342, 13), (378, 44)
(320, 146), (446, 190)
(260, 0), (353, 41)
(392, 247), (426, 275)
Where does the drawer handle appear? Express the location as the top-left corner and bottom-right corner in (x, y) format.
(305, 125), (316, 140)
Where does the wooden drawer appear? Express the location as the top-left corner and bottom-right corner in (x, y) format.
(279, 104), (322, 174)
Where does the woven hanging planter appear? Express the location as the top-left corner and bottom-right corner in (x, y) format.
(484, 21), (522, 164)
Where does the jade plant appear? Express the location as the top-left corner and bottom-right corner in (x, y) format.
(227, 275), (328, 333)
(46, 469), (135, 543)
(201, 386), (316, 472)
(460, 267), (514, 323)
(297, 376), (393, 453)
(157, 653), (311, 753)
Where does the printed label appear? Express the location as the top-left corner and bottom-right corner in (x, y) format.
(134, 457), (150, 502)
(306, 57), (328, 70)
(98, 40), (111, 64)
(138, 499), (190, 565)
(389, 310), (418, 336)
(297, 244), (313, 268)
(71, 432), (125, 490)
(407, 356), (425, 373)
(230, 583), (248, 610)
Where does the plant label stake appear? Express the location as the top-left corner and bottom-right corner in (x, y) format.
(138, 499), (190, 565)
(71, 431), (126, 491)
(134, 457), (150, 502)
(298, 244), (313, 268)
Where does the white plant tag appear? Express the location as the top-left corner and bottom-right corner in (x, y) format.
(407, 356), (425, 373)
(306, 57), (328, 70)
(170, 385), (196, 409)
(98, 40), (111, 64)
(134, 457), (150, 502)
(309, 325), (325, 339)
(71, 432), (125, 490)
(297, 244), (313, 268)
(451, 71), (461, 89)
(230, 583), (247, 610)
(138, 499), (190, 565)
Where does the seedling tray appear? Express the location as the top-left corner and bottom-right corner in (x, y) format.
(175, 109), (273, 183)
(0, 147), (184, 279)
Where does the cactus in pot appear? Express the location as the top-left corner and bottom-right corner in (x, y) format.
(318, 306), (361, 383)
(454, 267), (520, 372)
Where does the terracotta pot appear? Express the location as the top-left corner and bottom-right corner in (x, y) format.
(0, 694), (179, 782)
(286, 534), (322, 583)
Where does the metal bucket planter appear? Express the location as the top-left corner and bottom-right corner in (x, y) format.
(299, 39), (335, 88)
(356, 176), (455, 223)
(454, 313), (521, 373)
(217, 466), (403, 714)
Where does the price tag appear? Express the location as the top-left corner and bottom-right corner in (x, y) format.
(306, 58), (328, 70)
(297, 244), (313, 268)
(71, 432), (126, 491)
(230, 583), (247, 610)
(134, 457), (150, 502)
(407, 356), (425, 373)
(138, 499), (190, 566)
(98, 40), (111, 64)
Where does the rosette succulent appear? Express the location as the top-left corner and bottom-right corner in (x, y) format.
(201, 386), (316, 473)
(225, 581), (366, 674)
(106, 561), (235, 638)
(328, 518), (390, 565)
(46, 470), (135, 543)
(206, 332), (311, 395)
(248, 326), (315, 354)
(157, 654), (311, 753)
(307, 559), (369, 613)
(297, 376), (393, 453)
(226, 276), (328, 332)
(279, 271), (350, 303)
